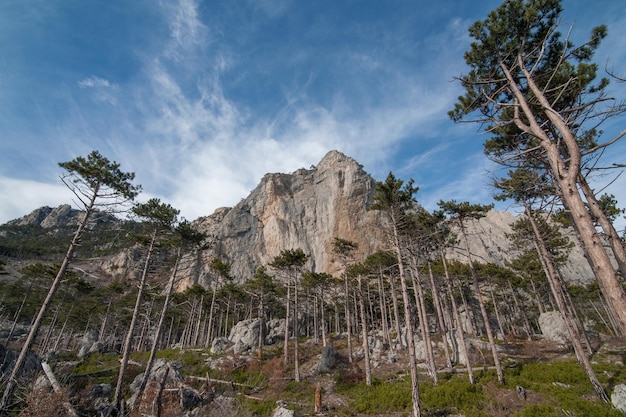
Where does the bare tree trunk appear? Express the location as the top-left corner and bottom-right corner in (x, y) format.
(193, 296), (204, 346)
(377, 268), (391, 347)
(387, 211), (421, 416)
(54, 304), (73, 351)
(294, 280), (300, 382)
(525, 205), (609, 402)
(441, 250), (474, 384)
(490, 289), (506, 341)
(320, 291), (327, 347)
(114, 228), (157, 410)
(99, 298), (113, 342)
(41, 361), (78, 417)
(137, 249), (181, 403)
(5, 279), (33, 345)
(357, 276), (372, 386)
(428, 263), (452, 369)
(388, 272), (403, 349)
(344, 271), (353, 363)
(206, 286), (218, 347)
(460, 222), (504, 384)
(409, 261), (437, 384)
(530, 279), (545, 315)
(258, 295), (264, 360)
(508, 280), (532, 340)
(284, 284), (291, 368)
(578, 174), (626, 278)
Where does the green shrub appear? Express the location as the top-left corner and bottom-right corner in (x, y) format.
(421, 376), (486, 417)
(338, 379), (412, 414)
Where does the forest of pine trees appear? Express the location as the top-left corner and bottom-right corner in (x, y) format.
(1, 1), (626, 416)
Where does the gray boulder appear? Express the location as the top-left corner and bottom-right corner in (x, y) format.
(211, 337), (232, 354)
(271, 405), (297, 417)
(127, 359), (183, 409)
(229, 319), (266, 354)
(316, 346), (339, 372)
(612, 384), (626, 413)
(77, 329), (99, 358)
(539, 311), (570, 345)
(266, 318), (286, 344)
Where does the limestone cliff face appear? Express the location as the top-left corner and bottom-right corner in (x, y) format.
(446, 210), (594, 285)
(177, 151), (596, 289)
(178, 150), (387, 289)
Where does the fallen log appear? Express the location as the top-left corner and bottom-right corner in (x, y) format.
(41, 361), (79, 417)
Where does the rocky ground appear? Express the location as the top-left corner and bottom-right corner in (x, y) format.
(3, 323), (626, 417)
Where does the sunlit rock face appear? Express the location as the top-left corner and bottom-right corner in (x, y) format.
(445, 209), (594, 285)
(178, 150), (387, 290)
(174, 149), (596, 291)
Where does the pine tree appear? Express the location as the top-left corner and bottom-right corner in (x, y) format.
(1, 151), (140, 414)
(450, 0), (626, 333)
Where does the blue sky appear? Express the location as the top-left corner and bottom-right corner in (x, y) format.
(1, 0), (625, 229)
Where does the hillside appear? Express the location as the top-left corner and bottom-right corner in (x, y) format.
(0, 150), (624, 416)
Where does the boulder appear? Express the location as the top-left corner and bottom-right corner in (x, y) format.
(127, 359), (183, 409)
(539, 311), (570, 345)
(229, 319), (266, 354)
(316, 345), (339, 372)
(77, 329), (99, 358)
(211, 337), (232, 354)
(271, 405), (297, 417)
(266, 318), (286, 344)
(612, 384), (626, 413)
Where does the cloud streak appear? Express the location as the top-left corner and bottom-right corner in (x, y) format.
(1, 0), (625, 228)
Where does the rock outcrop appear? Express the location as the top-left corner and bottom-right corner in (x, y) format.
(539, 311), (570, 344)
(446, 210), (595, 285)
(7, 204), (117, 229)
(171, 150), (596, 290)
(178, 150), (387, 288)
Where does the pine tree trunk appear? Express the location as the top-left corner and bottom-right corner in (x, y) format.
(113, 227), (157, 410)
(428, 262), (452, 369)
(578, 175), (626, 278)
(137, 249), (181, 403)
(530, 279), (544, 315)
(441, 250), (474, 384)
(525, 205), (609, 402)
(510, 65), (626, 335)
(460, 222), (504, 384)
(358, 276), (372, 386)
(390, 212), (421, 417)
(410, 261), (437, 384)
(490, 289), (506, 341)
(344, 270), (353, 363)
(294, 279), (300, 383)
(284, 285), (291, 368)
(388, 272), (403, 349)
(378, 267), (391, 347)
(206, 287), (218, 347)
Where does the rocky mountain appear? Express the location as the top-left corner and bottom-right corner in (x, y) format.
(0, 150), (596, 288)
(5, 204), (118, 230)
(178, 150), (388, 289)
(172, 150), (595, 290)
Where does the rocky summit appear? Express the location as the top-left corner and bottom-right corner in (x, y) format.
(176, 150), (388, 289)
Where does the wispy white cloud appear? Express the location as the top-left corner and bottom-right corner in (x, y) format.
(77, 76), (112, 89)
(163, 0), (210, 63)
